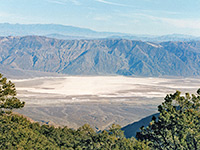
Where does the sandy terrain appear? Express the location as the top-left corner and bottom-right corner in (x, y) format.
(13, 76), (200, 129)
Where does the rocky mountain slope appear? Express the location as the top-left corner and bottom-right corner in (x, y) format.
(1, 36), (200, 77)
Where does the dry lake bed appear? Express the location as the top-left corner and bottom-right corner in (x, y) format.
(12, 76), (200, 129)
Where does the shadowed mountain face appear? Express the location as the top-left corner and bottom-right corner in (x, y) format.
(0, 36), (200, 77)
(122, 113), (159, 138)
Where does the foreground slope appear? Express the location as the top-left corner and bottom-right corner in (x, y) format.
(1, 36), (200, 76)
(0, 114), (149, 150)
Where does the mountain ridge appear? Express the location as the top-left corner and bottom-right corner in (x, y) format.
(1, 23), (200, 41)
(0, 23), (125, 38)
(1, 35), (200, 77)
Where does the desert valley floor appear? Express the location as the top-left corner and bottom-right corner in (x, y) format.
(12, 76), (200, 130)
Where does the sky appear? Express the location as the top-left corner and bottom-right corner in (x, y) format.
(0, 0), (200, 36)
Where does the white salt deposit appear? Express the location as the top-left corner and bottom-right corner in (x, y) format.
(13, 76), (200, 104)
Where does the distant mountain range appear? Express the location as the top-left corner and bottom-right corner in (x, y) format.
(109, 34), (200, 42)
(0, 23), (125, 38)
(0, 23), (200, 41)
(1, 36), (200, 77)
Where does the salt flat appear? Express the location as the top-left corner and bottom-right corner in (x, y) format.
(13, 76), (200, 129)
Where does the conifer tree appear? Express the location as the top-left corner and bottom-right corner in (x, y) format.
(137, 90), (200, 150)
(0, 73), (25, 114)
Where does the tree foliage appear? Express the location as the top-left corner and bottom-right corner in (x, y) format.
(0, 114), (149, 150)
(137, 90), (200, 150)
(0, 73), (25, 114)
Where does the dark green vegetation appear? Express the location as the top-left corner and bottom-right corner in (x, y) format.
(1, 36), (200, 77)
(137, 90), (200, 150)
(0, 73), (24, 114)
(0, 114), (149, 150)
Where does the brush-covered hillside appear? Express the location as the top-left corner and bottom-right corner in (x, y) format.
(0, 114), (149, 150)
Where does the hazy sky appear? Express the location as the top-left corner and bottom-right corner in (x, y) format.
(1, 0), (200, 36)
